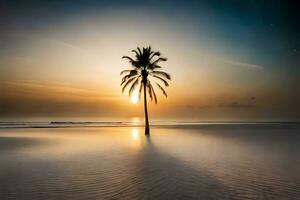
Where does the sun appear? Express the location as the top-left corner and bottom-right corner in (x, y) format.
(130, 91), (139, 104)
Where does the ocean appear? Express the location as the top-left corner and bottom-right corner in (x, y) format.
(0, 123), (299, 199)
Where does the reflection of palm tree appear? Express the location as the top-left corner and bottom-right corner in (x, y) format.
(121, 46), (171, 135)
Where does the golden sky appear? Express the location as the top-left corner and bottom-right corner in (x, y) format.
(0, 6), (299, 121)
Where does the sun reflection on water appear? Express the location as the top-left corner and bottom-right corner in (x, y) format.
(130, 117), (141, 126)
(131, 128), (140, 141)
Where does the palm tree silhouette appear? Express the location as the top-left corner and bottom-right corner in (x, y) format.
(121, 46), (171, 135)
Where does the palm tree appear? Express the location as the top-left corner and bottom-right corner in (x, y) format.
(121, 46), (171, 135)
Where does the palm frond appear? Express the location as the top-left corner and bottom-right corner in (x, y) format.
(120, 70), (131, 75)
(121, 75), (131, 84)
(148, 64), (162, 70)
(138, 81), (143, 99)
(121, 70), (139, 83)
(137, 47), (142, 57)
(150, 71), (171, 80)
(129, 76), (140, 96)
(122, 56), (134, 62)
(151, 75), (169, 86)
(131, 50), (140, 59)
(122, 56), (140, 68)
(146, 81), (153, 101)
(121, 75), (138, 86)
(122, 76), (139, 93)
(150, 57), (167, 65)
(149, 82), (157, 104)
(120, 69), (139, 75)
(150, 51), (161, 60)
(156, 82), (167, 97)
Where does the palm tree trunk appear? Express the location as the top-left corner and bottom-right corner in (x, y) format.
(143, 82), (150, 135)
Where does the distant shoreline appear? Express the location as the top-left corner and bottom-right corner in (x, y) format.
(0, 121), (299, 129)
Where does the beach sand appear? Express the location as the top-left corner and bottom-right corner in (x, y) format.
(0, 124), (299, 199)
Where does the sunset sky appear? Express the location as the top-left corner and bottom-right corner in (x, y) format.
(0, 0), (299, 121)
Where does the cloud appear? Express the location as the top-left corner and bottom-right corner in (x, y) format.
(219, 101), (256, 108)
(3, 80), (121, 101)
(0, 80), (126, 118)
(186, 105), (194, 109)
(203, 54), (264, 70)
(223, 60), (264, 70)
(185, 104), (211, 109)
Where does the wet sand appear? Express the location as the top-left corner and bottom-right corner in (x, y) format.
(0, 124), (299, 199)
